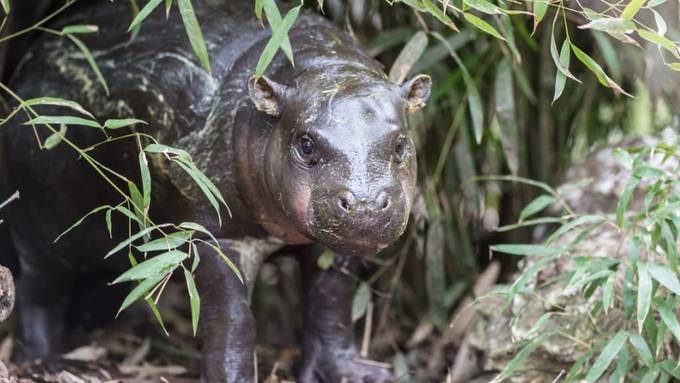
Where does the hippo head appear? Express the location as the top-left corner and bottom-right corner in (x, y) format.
(248, 67), (430, 256)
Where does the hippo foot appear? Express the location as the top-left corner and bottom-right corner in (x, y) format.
(298, 348), (393, 383)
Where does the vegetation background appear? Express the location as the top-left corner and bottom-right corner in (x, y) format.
(0, 0), (678, 382)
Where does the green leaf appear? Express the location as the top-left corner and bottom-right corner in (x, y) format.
(656, 299), (680, 343)
(173, 160), (223, 226)
(24, 115), (100, 129)
(105, 208), (113, 238)
(647, 264), (680, 295)
(553, 40), (572, 103)
(165, 0), (172, 17)
(570, 43), (631, 96)
(255, 0), (264, 20)
(254, 3), (301, 78)
(128, 252), (169, 335)
(44, 124), (67, 150)
(0, 0), (8, 14)
(431, 32), (484, 144)
(637, 262), (652, 332)
(494, 58), (519, 175)
(622, 0), (647, 20)
(496, 217), (562, 232)
(420, 0), (458, 30)
(463, 13), (506, 40)
(128, 0), (163, 32)
(317, 250), (335, 270)
(519, 195), (555, 221)
(578, 18), (635, 34)
(144, 143), (191, 160)
(261, 0), (294, 64)
(584, 331), (629, 382)
(62, 25), (99, 34)
(177, 0), (211, 74)
(546, 215), (605, 243)
(629, 334), (654, 368)
(105, 224), (170, 258)
(351, 282), (371, 322)
(179, 222), (218, 244)
(103, 118), (147, 130)
(139, 152), (151, 210)
(191, 243), (200, 272)
(490, 243), (564, 256)
(135, 231), (192, 252)
(21, 97), (94, 118)
(602, 273), (615, 313)
(464, 0), (501, 15)
(533, 0), (548, 33)
(637, 28), (680, 59)
(389, 31), (428, 84)
(55, 205), (111, 242)
(183, 268), (200, 336)
(118, 272), (166, 313)
(491, 332), (554, 382)
(613, 148), (634, 170)
(112, 250), (187, 283)
(67, 35), (109, 95)
(203, 242), (243, 283)
(617, 176), (640, 227)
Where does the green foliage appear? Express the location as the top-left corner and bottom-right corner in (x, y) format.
(489, 140), (680, 381)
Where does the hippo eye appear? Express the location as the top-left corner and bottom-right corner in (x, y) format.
(299, 136), (315, 156)
(394, 139), (408, 163)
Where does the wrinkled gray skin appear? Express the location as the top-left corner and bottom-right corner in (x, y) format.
(0, 1), (430, 382)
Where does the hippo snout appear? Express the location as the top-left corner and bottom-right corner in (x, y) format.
(336, 189), (391, 215)
(310, 185), (408, 256)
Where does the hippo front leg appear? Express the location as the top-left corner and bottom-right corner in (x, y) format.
(298, 249), (392, 383)
(195, 239), (270, 383)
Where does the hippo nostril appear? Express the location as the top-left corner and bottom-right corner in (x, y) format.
(375, 191), (390, 211)
(337, 191), (357, 213)
(339, 198), (350, 211)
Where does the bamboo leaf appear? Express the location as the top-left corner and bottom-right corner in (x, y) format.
(570, 43), (631, 96)
(105, 224), (171, 258)
(637, 262), (652, 333)
(431, 32), (484, 144)
(629, 334), (654, 368)
(66, 35), (109, 95)
(129, 0), (163, 32)
(533, 0), (548, 33)
(463, 13), (506, 40)
(177, 0), (211, 74)
(112, 250), (187, 283)
(490, 243), (564, 256)
(118, 272), (166, 313)
(622, 0), (647, 20)
(491, 332), (554, 382)
(139, 152), (151, 210)
(44, 124), (67, 150)
(352, 282), (371, 322)
(103, 118), (147, 130)
(656, 299), (680, 343)
(135, 231), (192, 252)
(21, 97), (94, 119)
(389, 31), (428, 84)
(0, 0), (9, 14)
(647, 264), (680, 295)
(464, 0), (501, 15)
(519, 195), (555, 221)
(261, 0), (294, 64)
(254, 3), (301, 78)
(584, 331), (629, 382)
(24, 115), (100, 129)
(183, 268), (200, 335)
(62, 25), (99, 34)
(637, 28), (680, 59)
(55, 205), (111, 242)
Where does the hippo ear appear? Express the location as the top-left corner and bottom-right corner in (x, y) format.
(248, 76), (288, 116)
(401, 74), (432, 113)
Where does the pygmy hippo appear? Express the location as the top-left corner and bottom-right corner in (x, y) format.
(0, 1), (430, 382)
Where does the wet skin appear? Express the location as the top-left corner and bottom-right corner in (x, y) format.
(0, 2), (430, 382)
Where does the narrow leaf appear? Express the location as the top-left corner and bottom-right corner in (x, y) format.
(128, 0), (163, 32)
(177, 0), (211, 74)
(112, 250), (187, 283)
(24, 115), (100, 129)
(463, 13), (506, 40)
(389, 31), (428, 84)
(584, 331), (629, 382)
(103, 118), (147, 130)
(183, 269), (200, 335)
(254, 3), (301, 78)
(67, 35), (110, 95)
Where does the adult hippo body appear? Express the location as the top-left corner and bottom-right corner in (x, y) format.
(0, 1), (430, 382)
